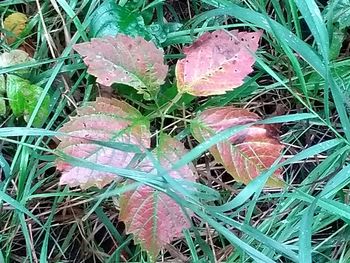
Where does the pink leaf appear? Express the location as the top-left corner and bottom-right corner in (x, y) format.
(73, 35), (168, 99)
(191, 107), (284, 187)
(56, 98), (150, 189)
(176, 30), (262, 96)
(119, 135), (196, 260)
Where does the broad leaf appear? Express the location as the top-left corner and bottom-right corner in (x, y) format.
(3, 12), (28, 44)
(0, 50), (35, 118)
(191, 107), (284, 187)
(56, 98), (150, 189)
(326, 0), (350, 29)
(119, 135), (196, 260)
(0, 49), (32, 68)
(176, 30), (262, 96)
(89, 0), (150, 38)
(6, 75), (50, 127)
(147, 22), (183, 45)
(74, 35), (168, 99)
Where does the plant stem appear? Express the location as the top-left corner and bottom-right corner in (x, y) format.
(160, 92), (183, 131)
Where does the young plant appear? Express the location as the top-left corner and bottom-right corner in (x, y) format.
(56, 30), (284, 260)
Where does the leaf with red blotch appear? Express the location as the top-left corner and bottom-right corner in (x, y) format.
(55, 98), (150, 189)
(176, 30), (263, 96)
(119, 135), (196, 260)
(191, 107), (284, 187)
(73, 35), (168, 99)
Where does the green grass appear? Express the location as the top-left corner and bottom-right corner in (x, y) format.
(1, 0), (350, 262)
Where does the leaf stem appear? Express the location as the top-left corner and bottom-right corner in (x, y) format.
(160, 92), (183, 131)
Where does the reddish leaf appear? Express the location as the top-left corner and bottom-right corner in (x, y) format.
(176, 30), (262, 96)
(191, 107), (284, 187)
(119, 135), (196, 260)
(56, 98), (150, 189)
(73, 35), (168, 99)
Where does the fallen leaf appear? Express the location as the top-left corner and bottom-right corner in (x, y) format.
(3, 12), (28, 44)
(73, 35), (168, 99)
(0, 49), (32, 68)
(119, 135), (196, 260)
(191, 106), (284, 187)
(56, 98), (150, 189)
(176, 30), (262, 96)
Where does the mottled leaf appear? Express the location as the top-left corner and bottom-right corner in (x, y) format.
(74, 35), (168, 99)
(176, 30), (262, 96)
(3, 12), (28, 44)
(191, 107), (284, 187)
(56, 98), (150, 189)
(119, 135), (196, 260)
(6, 75), (50, 127)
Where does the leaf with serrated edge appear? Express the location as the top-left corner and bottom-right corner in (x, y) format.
(73, 35), (168, 99)
(6, 74), (50, 127)
(119, 135), (196, 260)
(191, 106), (284, 187)
(176, 30), (262, 96)
(56, 98), (150, 189)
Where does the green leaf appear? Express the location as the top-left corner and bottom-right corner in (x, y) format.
(329, 27), (344, 60)
(0, 75), (5, 95)
(326, 0), (350, 29)
(147, 22), (183, 45)
(6, 74), (50, 127)
(89, 0), (150, 38)
(0, 98), (6, 116)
